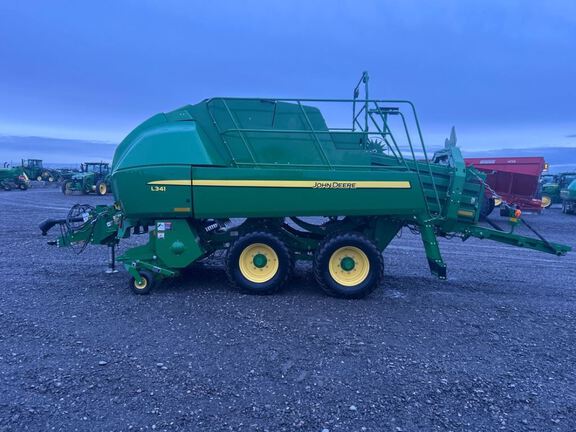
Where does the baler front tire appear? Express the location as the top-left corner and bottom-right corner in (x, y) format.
(226, 232), (292, 295)
(314, 233), (383, 299)
(129, 270), (155, 295)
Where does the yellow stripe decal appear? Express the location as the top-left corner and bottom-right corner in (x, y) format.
(148, 180), (411, 189)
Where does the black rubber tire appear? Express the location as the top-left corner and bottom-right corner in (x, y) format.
(96, 181), (108, 196)
(226, 231), (292, 295)
(479, 196), (495, 220)
(2, 184), (11, 191)
(129, 270), (155, 295)
(60, 181), (72, 195)
(313, 232), (383, 299)
(18, 183), (28, 191)
(541, 194), (553, 209)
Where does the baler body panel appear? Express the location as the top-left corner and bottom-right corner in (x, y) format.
(189, 167), (425, 219)
(111, 99), (482, 223)
(113, 165), (193, 219)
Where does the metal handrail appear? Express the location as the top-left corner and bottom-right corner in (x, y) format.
(219, 99), (258, 165)
(296, 101), (333, 168)
(205, 95), (443, 215)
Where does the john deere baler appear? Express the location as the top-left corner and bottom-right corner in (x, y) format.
(40, 74), (570, 297)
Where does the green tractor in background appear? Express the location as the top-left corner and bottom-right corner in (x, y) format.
(540, 172), (576, 208)
(560, 179), (576, 214)
(62, 162), (111, 195)
(21, 159), (57, 182)
(0, 163), (29, 191)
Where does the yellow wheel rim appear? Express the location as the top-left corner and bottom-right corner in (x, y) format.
(239, 243), (279, 283)
(99, 184), (107, 194)
(494, 197), (502, 207)
(134, 277), (148, 290)
(541, 195), (551, 208)
(328, 246), (370, 287)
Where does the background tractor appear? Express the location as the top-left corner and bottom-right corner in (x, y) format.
(540, 172), (576, 208)
(561, 179), (576, 214)
(40, 73), (570, 297)
(21, 159), (56, 182)
(0, 165), (29, 191)
(61, 162), (111, 195)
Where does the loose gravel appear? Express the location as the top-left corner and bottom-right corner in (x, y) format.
(0, 187), (575, 431)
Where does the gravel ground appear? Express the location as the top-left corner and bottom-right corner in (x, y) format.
(1, 186), (575, 432)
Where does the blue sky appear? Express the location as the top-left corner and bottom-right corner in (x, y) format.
(0, 0), (575, 150)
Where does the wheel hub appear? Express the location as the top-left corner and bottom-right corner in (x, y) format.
(340, 256), (355, 271)
(253, 253), (268, 268)
(134, 277), (148, 289)
(239, 243), (279, 283)
(328, 246), (370, 287)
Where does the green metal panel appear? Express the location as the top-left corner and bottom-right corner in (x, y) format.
(190, 167), (425, 218)
(112, 165), (193, 219)
(113, 120), (227, 170)
(153, 219), (204, 268)
(561, 180), (576, 200)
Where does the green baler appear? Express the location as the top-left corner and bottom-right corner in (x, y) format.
(40, 75), (570, 297)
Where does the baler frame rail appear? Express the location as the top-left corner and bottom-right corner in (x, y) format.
(458, 224), (570, 256)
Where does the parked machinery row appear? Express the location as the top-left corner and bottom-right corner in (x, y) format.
(0, 163), (29, 191)
(0, 160), (113, 195)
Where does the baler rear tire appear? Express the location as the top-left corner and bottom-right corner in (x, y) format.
(129, 270), (155, 295)
(314, 233), (383, 299)
(226, 232), (292, 295)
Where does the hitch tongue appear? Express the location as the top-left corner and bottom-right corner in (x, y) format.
(39, 218), (66, 236)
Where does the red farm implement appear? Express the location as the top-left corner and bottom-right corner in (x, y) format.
(465, 157), (546, 215)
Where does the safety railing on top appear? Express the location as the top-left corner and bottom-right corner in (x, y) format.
(205, 96), (442, 216)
